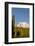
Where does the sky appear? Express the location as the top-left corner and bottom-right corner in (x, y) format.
(12, 8), (29, 24)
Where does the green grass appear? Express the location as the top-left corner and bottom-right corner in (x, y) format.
(12, 27), (29, 38)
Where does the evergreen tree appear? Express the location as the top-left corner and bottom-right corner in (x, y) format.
(12, 15), (15, 38)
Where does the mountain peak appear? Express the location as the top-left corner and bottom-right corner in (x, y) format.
(16, 22), (29, 28)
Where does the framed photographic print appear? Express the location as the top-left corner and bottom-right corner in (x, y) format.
(5, 2), (34, 44)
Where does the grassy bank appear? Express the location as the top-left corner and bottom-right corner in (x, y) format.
(12, 27), (29, 38)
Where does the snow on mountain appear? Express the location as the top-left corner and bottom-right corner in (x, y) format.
(16, 22), (29, 28)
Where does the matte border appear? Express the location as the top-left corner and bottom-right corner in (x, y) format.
(5, 2), (34, 44)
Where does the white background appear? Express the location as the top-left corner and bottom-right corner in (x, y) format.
(0, 0), (35, 46)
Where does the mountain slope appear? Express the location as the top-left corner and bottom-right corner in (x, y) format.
(16, 22), (29, 28)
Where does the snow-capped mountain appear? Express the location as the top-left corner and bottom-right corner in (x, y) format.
(16, 22), (29, 28)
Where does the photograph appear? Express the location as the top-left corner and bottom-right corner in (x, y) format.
(12, 8), (29, 38)
(5, 2), (34, 44)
